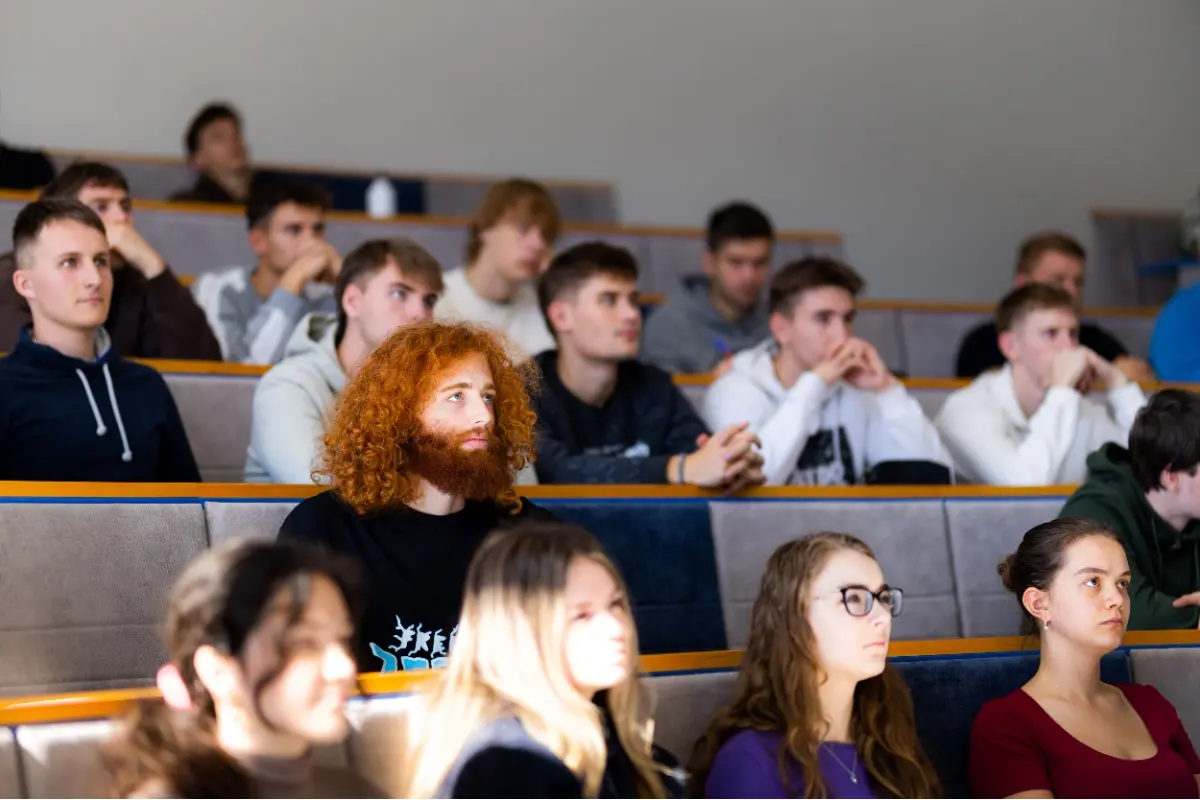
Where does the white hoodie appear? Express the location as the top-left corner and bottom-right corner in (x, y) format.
(935, 364), (1147, 486)
(245, 313), (345, 483)
(704, 340), (949, 485)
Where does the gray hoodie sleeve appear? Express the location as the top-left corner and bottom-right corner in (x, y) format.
(641, 303), (718, 374)
(248, 367), (329, 484)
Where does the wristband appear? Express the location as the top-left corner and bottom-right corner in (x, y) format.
(677, 454), (688, 485)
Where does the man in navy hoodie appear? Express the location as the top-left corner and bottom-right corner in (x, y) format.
(0, 199), (200, 482)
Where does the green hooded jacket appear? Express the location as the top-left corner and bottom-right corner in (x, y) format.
(1059, 443), (1200, 629)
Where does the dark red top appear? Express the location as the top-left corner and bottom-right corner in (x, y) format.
(970, 684), (1200, 799)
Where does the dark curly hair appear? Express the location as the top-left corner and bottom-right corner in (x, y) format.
(318, 321), (538, 515)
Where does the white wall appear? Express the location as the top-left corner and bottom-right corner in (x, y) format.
(2, 0), (1199, 301)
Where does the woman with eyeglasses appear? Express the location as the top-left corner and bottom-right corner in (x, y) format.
(970, 517), (1200, 798)
(693, 532), (938, 799)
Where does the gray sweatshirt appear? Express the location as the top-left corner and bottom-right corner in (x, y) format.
(640, 275), (769, 374)
(245, 313), (346, 483)
(191, 266), (336, 364)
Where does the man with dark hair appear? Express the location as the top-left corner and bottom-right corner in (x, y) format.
(955, 231), (1152, 381)
(246, 238), (443, 483)
(530, 241), (764, 487)
(434, 178), (561, 359)
(1060, 389), (1200, 629)
(642, 201), (774, 375)
(706, 257), (945, 486)
(192, 179), (339, 363)
(937, 283), (1145, 485)
(0, 200), (199, 481)
(169, 102), (253, 204)
(0, 162), (221, 357)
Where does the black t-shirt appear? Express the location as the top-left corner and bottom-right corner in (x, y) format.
(278, 491), (556, 673)
(955, 320), (1129, 379)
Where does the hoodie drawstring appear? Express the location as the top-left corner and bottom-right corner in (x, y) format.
(76, 366), (133, 463)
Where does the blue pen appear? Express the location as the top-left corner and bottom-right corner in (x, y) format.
(714, 337), (731, 356)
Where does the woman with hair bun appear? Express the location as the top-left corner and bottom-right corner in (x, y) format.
(971, 517), (1200, 798)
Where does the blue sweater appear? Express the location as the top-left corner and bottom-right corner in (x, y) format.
(1150, 284), (1200, 382)
(0, 327), (200, 482)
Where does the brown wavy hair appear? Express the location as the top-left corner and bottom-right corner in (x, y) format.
(319, 321), (538, 515)
(103, 539), (363, 798)
(691, 533), (939, 799)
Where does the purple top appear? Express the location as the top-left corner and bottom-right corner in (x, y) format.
(706, 729), (877, 799)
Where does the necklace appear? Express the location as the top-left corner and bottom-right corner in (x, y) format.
(823, 743), (859, 784)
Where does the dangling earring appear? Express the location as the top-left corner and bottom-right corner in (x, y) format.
(1044, 619), (1051, 630)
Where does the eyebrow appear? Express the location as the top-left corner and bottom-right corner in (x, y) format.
(571, 591), (625, 608)
(438, 381), (496, 393)
(1074, 567), (1131, 577)
(55, 250), (106, 261)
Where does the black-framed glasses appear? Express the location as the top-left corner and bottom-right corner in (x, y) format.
(838, 586), (904, 618)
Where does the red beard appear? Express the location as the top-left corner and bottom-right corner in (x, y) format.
(405, 428), (514, 501)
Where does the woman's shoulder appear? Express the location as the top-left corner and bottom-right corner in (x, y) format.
(447, 718), (581, 798)
(1115, 682), (1180, 720)
(713, 728), (782, 759)
(705, 729), (791, 799)
(973, 688), (1043, 734)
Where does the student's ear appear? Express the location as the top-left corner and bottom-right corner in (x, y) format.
(768, 311), (791, 346)
(1014, 273), (1030, 290)
(248, 226), (269, 258)
(998, 329), (1018, 363)
(341, 282), (363, 324)
(546, 298), (571, 337)
(1022, 586), (1051, 627)
(12, 265), (34, 302)
(1161, 469), (1183, 494)
(701, 250), (717, 279)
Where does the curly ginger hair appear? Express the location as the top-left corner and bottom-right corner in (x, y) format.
(318, 322), (538, 515)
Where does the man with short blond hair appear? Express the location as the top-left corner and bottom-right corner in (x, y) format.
(938, 283), (1146, 485)
(434, 178), (561, 358)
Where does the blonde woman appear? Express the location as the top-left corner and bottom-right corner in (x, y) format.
(402, 521), (681, 798)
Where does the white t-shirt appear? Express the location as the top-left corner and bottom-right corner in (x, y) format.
(433, 268), (555, 360)
(935, 364), (1147, 485)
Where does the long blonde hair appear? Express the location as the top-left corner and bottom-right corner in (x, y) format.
(403, 522), (667, 798)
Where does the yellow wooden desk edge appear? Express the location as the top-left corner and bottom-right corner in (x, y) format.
(0, 189), (840, 245)
(5, 631), (1198, 726)
(0, 480), (1082, 500)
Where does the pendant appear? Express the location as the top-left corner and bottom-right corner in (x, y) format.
(851, 776), (858, 784)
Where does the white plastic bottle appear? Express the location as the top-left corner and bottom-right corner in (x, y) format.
(366, 177), (397, 218)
